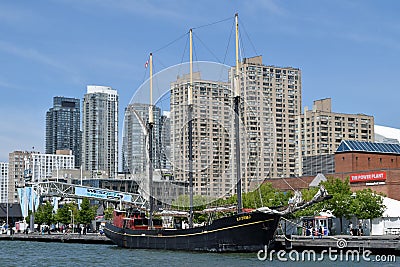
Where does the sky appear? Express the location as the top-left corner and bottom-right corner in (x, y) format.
(0, 0), (399, 163)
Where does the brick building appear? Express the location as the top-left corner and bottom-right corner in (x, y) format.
(266, 140), (400, 201)
(332, 140), (400, 200)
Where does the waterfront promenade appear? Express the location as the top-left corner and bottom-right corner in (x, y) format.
(0, 232), (113, 244)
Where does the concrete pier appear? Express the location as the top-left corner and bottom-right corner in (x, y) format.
(274, 234), (400, 255)
(0, 232), (113, 245)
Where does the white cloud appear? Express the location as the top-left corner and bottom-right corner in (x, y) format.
(244, 0), (285, 16)
(343, 32), (400, 51)
(0, 40), (84, 85)
(0, 40), (69, 71)
(0, 77), (20, 91)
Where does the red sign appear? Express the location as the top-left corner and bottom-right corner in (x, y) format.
(349, 171), (386, 183)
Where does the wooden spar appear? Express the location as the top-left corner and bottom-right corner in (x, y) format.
(188, 29), (194, 228)
(234, 13), (243, 214)
(148, 53), (154, 229)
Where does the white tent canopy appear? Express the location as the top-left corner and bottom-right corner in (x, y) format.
(371, 197), (400, 235)
(309, 173), (327, 187)
(381, 197), (400, 217)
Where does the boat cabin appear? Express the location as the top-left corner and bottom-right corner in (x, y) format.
(112, 209), (162, 230)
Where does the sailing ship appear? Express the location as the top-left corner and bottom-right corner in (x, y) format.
(104, 14), (330, 252)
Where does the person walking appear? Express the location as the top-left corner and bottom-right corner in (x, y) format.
(308, 224), (314, 239)
(349, 222), (353, 235)
(358, 222), (363, 236)
(318, 226), (323, 239)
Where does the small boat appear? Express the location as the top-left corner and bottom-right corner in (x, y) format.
(104, 14), (330, 252)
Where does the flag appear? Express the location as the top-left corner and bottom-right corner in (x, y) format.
(145, 60), (149, 68)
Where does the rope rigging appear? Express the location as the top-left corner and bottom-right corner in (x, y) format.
(191, 16), (233, 30)
(133, 14), (272, 210)
(239, 19), (258, 57)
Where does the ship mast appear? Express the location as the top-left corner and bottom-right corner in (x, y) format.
(234, 13), (243, 214)
(188, 28), (194, 228)
(148, 52), (154, 229)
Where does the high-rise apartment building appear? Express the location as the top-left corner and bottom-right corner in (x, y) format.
(0, 162), (8, 203)
(46, 96), (81, 167)
(170, 73), (234, 197)
(122, 103), (162, 175)
(7, 150), (75, 203)
(8, 151), (36, 203)
(298, 98), (374, 176)
(82, 85), (118, 178)
(160, 112), (171, 170)
(31, 151), (75, 182)
(170, 57), (301, 196)
(238, 56), (301, 183)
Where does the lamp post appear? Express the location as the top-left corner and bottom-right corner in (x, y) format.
(56, 159), (59, 183)
(6, 189), (9, 234)
(68, 209), (74, 233)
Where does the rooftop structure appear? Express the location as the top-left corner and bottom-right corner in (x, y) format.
(336, 140), (400, 154)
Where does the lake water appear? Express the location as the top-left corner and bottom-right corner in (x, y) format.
(0, 240), (398, 267)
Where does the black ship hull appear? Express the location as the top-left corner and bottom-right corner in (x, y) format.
(104, 211), (280, 252)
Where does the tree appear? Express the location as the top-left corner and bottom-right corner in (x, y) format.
(171, 195), (215, 210)
(25, 210), (32, 225)
(300, 187), (320, 202)
(242, 182), (292, 209)
(55, 202), (78, 225)
(77, 198), (96, 225)
(291, 187), (322, 218)
(171, 183), (292, 212)
(171, 195), (217, 223)
(35, 201), (55, 226)
(321, 177), (353, 233)
(351, 189), (386, 228)
(104, 207), (114, 220)
(290, 178), (354, 233)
